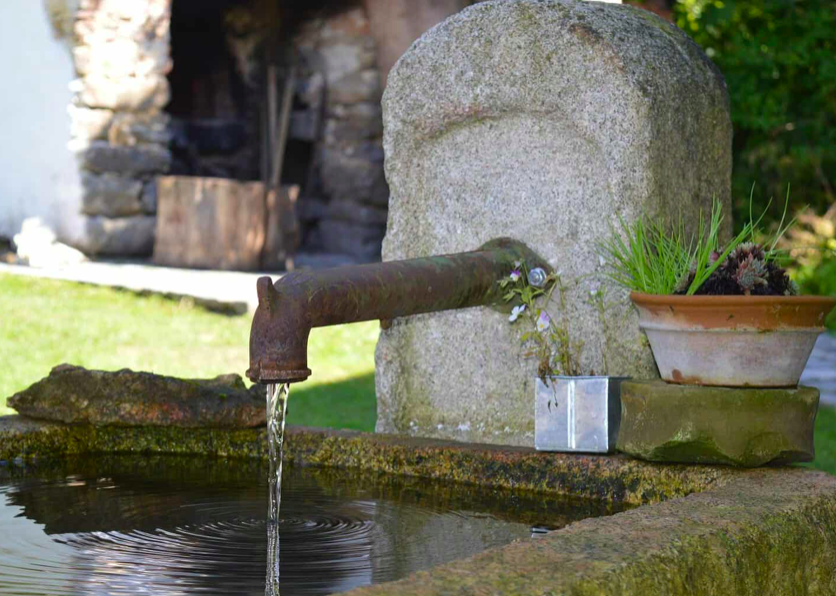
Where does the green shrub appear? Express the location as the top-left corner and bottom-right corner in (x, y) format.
(779, 204), (836, 328)
(673, 0), (836, 227)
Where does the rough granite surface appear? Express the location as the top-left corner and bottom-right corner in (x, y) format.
(618, 380), (819, 467)
(345, 468), (836, 596)
(375, 0), (733, 446)
(7, 364), (265, 428)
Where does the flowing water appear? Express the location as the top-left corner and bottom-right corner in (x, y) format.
(0, 455), (627, 595)
(266, 382), (290, 595)
(266, 382), (290, 524)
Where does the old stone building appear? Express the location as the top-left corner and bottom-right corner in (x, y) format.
(2, 0), (472, 267)
(71, 0), (399, 263)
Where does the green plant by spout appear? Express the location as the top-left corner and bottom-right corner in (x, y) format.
(499, 261), (585, 379)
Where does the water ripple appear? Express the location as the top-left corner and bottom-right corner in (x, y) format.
(0, 456), (621, 596)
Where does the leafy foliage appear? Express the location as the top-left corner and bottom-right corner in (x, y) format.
(780, 204), (836, 328)
(674, 0), (836, 225)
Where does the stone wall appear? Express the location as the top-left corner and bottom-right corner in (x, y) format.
(69, 0), (173, 256)
(65, 0), (388, 261)
(39, 1), (498, 262)
(294, 6), (388, 260)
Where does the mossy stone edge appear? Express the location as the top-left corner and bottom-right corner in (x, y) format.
(2, 415), (835, 595)
(0, 415), (733, 505)
(349, 467), (836, 596)
(618, 380), (819, 467)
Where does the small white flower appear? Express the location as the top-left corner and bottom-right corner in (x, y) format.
(536, 312), (551, 333)
(509, 270), (521, 282)
(509, 304), (526, 322)
(513, 260), (523, 268)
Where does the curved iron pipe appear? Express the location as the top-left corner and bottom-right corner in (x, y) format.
(247, 238), (550, 384)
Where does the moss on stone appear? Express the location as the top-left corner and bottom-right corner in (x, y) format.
(2, 416), (835, 594)
(0, 415), (735, 505)
(282, 427), (741, 505)
(618, 381), (819, 467)
(0, 416), (267, 463)
(345, 469), (836, 596)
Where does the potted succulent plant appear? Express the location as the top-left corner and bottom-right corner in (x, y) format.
(600, 198), (836, 388)
(499, 262), (627, 453)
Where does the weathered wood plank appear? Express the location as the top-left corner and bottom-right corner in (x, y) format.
(153, 176), (266, 270)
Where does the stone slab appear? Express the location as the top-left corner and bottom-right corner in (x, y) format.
(320, 219), (385, 259)
(0, 261), (264, 315)
(347, 467), (836, 596)
(69, 106), (114, 142)
(75, 74), (169, 112)
(80, 172), (144, 217)
(80, 141), (171, 177)
(1, 422), (834, 595)
(140, 179), (157, 214)
(320, 144), (388, 205)
(80, 214), (156, 256)
(375, 0), (732, 446)
(107, 111), (172, 146)
(0, 415), (268, 463)
(8, 364), (265, 428)
(326, 200), (389, 226)
(617, 380), (819, 466)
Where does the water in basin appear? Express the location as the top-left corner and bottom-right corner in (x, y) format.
(0, 454), (625, 595)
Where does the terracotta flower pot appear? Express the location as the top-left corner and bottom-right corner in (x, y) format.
(630, 292), (836, 388)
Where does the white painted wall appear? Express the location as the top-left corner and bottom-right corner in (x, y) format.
(0, 0), (82, 243)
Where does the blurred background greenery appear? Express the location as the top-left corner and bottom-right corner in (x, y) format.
(652, 0), (835, 313)
(675, 0), (834, 220)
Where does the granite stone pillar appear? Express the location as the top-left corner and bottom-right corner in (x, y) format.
(375, 0), (732, 446)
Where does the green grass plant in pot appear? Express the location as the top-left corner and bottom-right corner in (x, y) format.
(600, 198), (836, 388)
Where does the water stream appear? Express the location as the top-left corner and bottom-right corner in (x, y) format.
(267, 382), (291, 523)
(266, 382), (290, 595)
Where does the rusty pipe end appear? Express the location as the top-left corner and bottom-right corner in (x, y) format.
(246, 364), (312, 385)
(247, 276), (312, 385)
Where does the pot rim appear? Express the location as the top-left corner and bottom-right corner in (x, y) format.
(630, 291), (836, 308)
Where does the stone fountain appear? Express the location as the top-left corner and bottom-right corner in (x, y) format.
(1, 2), (834, 595)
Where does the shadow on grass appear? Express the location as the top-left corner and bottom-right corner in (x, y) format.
(285, 372), (376, 433)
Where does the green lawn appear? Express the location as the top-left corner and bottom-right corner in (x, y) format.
(0, 274), (378, 432)
(2, 273), (834, 475)
(807, 405), (836, 475)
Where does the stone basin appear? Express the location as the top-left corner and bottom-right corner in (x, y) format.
(1, 415), (835, 595)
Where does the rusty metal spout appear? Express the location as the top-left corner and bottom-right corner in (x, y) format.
(246, 238), (549, 384)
